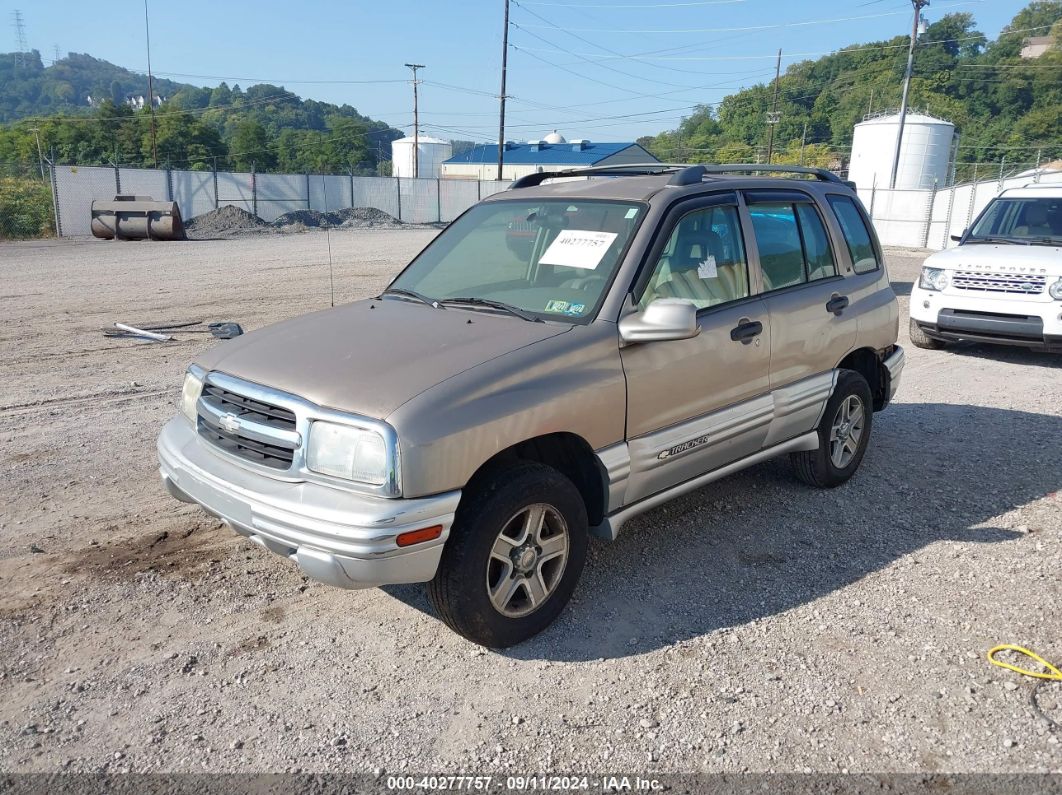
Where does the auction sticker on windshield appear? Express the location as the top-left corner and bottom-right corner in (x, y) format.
(539, 230), (618, 269)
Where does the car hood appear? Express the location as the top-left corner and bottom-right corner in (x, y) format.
(926, 242), (1062, 275)
(194, 298), (571, 420)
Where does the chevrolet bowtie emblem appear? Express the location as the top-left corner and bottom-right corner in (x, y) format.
(219, 413), (241, 434)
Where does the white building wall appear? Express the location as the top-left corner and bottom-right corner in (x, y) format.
(440, 145), (656, 180)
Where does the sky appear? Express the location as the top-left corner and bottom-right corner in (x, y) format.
(1, 0), (1032, 143)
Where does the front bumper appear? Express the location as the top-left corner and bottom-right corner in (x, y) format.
(883, 345), (905, 403)
(910, 285), (1062, 351)
(158, 416), (461, 589)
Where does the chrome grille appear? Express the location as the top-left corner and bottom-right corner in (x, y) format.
(951, 271), (1047, 295)
(197, 382), (298, 470)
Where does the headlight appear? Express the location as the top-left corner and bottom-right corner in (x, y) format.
(306, 421), (389, 485)
(919, 267), (949, 292)
(1050, 278), (1062, 300)
(180, 370), (204, 424)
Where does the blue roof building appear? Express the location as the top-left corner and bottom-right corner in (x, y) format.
(440, 131), (658, 180)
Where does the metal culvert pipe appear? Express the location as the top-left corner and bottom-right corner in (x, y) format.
(90, 195), (187, 241)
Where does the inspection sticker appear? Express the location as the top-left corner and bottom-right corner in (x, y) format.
(539, 230), (618, 269)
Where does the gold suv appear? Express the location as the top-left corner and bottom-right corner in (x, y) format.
(159, 164), (904, 647)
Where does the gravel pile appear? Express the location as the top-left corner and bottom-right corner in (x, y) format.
(272, 207), (402, 230)
(184, 205), (268, 238)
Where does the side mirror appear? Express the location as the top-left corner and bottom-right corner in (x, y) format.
(618, 299), (700, 343)
(950, 229), (967, 243)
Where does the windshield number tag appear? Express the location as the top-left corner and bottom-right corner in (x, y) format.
(540, 230), (618, 270)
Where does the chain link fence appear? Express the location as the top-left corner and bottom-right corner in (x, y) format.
(46, 162), (510, 237)
(860, 169), (1062, 250)
(0, 161), (56, 240)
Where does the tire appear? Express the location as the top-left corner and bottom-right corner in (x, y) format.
(428, 462), (589, 648)
(909, 317), (946, 350)
(790, 369), (874, 489)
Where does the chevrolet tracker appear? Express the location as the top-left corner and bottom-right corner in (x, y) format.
(158, 164), (904, 647)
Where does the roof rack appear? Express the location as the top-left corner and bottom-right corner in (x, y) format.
(509, 163), (687, 189)
(696, 164), (847, 184)
(508, 162), (850, 190)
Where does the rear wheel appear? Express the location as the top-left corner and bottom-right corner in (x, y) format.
(791, 370), (873, 488)
(909, 317), (946, 350)
(428, 462), (588, 647)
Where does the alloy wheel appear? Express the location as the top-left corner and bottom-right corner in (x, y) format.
(829, 394), (865, 469)
(486, 503), (569, 618)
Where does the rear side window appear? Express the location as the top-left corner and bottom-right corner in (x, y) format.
(795, 204), (837, 281)
(748, 201), (838, 290)
(749, 203), (805, 290)
(828, 195), (879, 274)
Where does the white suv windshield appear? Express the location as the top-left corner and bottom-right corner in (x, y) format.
(389, 199), (643, 322)
(969, 196), (1062, 245)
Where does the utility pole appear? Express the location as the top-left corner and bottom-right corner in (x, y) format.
(890, 0), (929, 189)
(765, 49), (782, 165)
(144, 0), (158, 168)
(404, 63), (425, 178)
(497, 0), (511, 181)
(799, 121), (808, 166)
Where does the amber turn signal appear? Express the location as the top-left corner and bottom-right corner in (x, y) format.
(395, 525), (443, 547)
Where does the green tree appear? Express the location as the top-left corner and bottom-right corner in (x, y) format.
(230, 119), (275, 171)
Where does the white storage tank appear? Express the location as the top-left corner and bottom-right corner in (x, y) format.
(848, 112), (955, 191)
(391, 136), (453, 179)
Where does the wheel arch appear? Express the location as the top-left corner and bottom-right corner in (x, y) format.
(460, 432), (607, 527)
(836, 346), (891, 411)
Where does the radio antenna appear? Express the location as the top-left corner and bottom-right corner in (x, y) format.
(320, 175), (335, 308)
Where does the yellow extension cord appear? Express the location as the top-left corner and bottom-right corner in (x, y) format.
(987, 645), (1062, 681)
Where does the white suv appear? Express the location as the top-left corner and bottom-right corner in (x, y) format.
(909, 185), (1062, 353)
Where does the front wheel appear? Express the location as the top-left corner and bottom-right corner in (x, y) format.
(909, 317), (946, 350)
(427, 462), (588, 647)
(790, 369), (873, 488)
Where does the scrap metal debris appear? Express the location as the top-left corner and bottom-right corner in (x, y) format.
(106, 319), (244, 342)
(112, 322), (174, 342)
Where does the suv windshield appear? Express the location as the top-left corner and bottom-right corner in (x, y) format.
(388, 198), (644, 321)
(968, 196), (1062, 245)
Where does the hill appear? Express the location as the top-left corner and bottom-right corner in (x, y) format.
(0, 51), (403, 174)
(640, 2), (1062, 180)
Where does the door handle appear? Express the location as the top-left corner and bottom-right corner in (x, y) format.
(730, 319), (763, 343)
(826, 294), (849, 316)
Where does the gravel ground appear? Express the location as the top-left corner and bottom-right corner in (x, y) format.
(0, 232), (1059, 777)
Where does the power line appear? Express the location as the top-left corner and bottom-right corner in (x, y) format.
(522, 0), (745, 6)
(517, 5), (944, 35)
(506, 25), (1052, 64)
(512, 0), (763, 86)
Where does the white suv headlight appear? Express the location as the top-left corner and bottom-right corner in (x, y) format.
(307, 421), (390, 485)
(1050, 278), (1062, 300)
(919, 267), (949, 292)
(181, 370), (204, 424)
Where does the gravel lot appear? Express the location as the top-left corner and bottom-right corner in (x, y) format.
(0, 229), (1059, 776)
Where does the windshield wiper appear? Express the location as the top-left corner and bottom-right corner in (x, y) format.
(380, 287), (443, 308)
(966, 237), (1030, 245)
(441, 297), (543, 322)
(1024, 237), (1062, 246)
